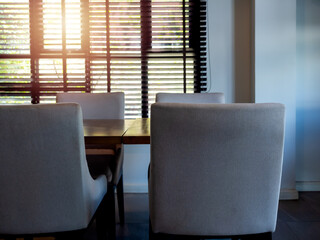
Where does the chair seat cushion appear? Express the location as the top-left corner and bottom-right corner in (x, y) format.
(85, 144), (123, 185)
(86, 153), (114, 182)
(86, 148), (115, 155)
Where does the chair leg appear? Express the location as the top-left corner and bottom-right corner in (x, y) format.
(24, 237), (33, 240)
(55, 230), (84, 240)
(106, 184), (116, 240)
(117, 175), (125, 225)
(6, 237), (16, 240)
(96, 187), (116, 240)
(96, 194), (109, 240)
(243, 232), (272, 240)
(149, 220), (158, 240)
(260, 232), (272, 240)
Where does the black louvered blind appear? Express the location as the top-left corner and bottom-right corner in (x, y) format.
(0, 0), (207, 118)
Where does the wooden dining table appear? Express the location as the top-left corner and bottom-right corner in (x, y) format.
(83, 118), (150, 145)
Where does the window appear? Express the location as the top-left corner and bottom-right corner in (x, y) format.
(0, 0), (207, 118)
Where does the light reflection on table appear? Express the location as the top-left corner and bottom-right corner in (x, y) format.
(83, 118), (150, 145)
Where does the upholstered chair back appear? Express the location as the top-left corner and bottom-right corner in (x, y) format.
(155, 92), (225, 104)
(149, 103), (285, 236)
(0, 104), (107, 234)
(56, 92), (126, 225)
(56, 92), (124, 119)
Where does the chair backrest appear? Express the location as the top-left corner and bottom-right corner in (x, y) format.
(56, 92), (125, 119)
(155, 92), (225, 104)
(0, 104), (106, 234)
(149, 103), (285, 236)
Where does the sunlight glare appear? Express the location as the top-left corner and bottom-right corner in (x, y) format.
(43, 0), (81, 50)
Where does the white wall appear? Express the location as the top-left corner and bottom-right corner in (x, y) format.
(207, 0), (235, 102)
(123, 145), (149, 192)
(207, 0), (252, 103)
(252, 0), (298, 199)
(207, 0), (298, 199)
(296, 0), (320, 191)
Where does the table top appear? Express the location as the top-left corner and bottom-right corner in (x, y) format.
(123, 118), (150, 144)
(83, 118), (150, 145)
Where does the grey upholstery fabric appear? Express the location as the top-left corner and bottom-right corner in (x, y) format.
(56, 92), (125, 226)
(0, 104), (108, 234)
(56, 92), (124, 119)
(56, 92), (124, 184)
(156, 92), (225, 104)
(149, 103), (285, 236)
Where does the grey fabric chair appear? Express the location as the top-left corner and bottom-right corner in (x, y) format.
(156, 92), (225, 103)
(149, 103), (285, 240)
(56, 92), (125, 225)
(0, 103), (114, 240)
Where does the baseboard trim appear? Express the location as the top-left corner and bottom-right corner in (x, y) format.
(124, 183), (148, 193)
(124, 184), (300, 199)
(280, 188), (299, 200)
(296, 181), (320, 191)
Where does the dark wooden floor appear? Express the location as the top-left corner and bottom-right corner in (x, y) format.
(82, 192), (320, 240)
(1, 192), (318, 240)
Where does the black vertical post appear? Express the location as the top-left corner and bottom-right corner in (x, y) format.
(61, 0), (67, 92)
(82, 0), (91, 92)
(29, 0), (40, 103)
(30, 58), (39, 104)
(182, 0), (187, 93)
(140, 0), (151, 118)
(199, 0), (207, 92)
(189, 0), (205, 93)
(106, 0), (111, 92)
